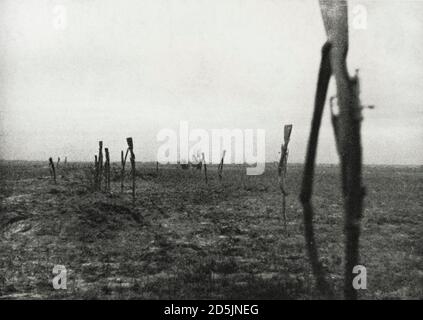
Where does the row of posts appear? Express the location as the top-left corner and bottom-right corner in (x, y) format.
(49, 124), (292, 213)
(48, 156), (68, 184)
(93, 137), (136, 201)
(177, 151), (226, 185)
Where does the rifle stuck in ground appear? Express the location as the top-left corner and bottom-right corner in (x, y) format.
(126, 137), (136, 202)
(49, 157), (56, 184)
(202, 152), (208, 184)
(104, 148), (111, 192)
(300, 1), (367, 300)
(278, 124), (292, 230)
(218, 150), (226, 182)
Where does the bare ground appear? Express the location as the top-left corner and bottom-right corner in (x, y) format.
(0, 161), (422, 299)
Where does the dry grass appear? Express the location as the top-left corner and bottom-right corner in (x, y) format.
(0, 161), (421, 299)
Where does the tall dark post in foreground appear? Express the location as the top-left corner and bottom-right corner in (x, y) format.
(49, 157), (56, 184)
(278, 124), (292, 229)
(126, 137), (136, 202)
(300, 1), (365, 299)
(300, 42), (333, 298)
(321, 0), (365, 300)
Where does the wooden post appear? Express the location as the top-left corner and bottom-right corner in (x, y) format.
(300, 42), (334, 298)
(300, 1), (366, 299)
(121, 149), (130, 192)
(64, 157), (67, 166)
(202, 152), (208, 184)
(322, 1), (365, 300)
(57, 157), (60, 170)
(98, 141), (103, 190)
(94, 155), (99, 189)
(121, 150), (125, 192)
(104, 148), (110, 192)
(156, 161), (159, 174)
(126, 137), (135, 202)
(278, 124), (293, 229)
(217, 150), (226, 182)
(49, 157), (56, 184)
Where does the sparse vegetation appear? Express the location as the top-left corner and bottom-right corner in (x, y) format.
(0, 161), (422, 299)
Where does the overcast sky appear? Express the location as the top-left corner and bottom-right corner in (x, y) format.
(0, 0), (422, 164)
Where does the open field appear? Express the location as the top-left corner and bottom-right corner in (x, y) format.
(0, 161), (422, 299)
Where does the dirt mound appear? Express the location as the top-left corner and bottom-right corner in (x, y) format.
(62, 199), (144, 243)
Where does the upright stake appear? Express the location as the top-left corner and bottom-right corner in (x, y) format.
(120, 149), (130, 192)
(121, 150), (126, 192)
(105, 148), (110, 192)
(126, 137), (135, 202)
(49, 157), (56, 184)
(57, 157), (60, 170)
(98, 141), (103, 190)
(278, 124), (292, 229)
(156, 161), (159, 174)
(218, 150), (226, 182)
(94, 155), (99, 189)
(321, 0), (365, 300)
(300, 41), (334, 298)
(300, 1), (366, 299)
(202, 152), (208, 184)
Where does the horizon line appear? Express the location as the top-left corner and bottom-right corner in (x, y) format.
(0, 159), (421, 168)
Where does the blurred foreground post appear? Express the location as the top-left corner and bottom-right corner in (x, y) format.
(278, 124), (292, 229)
(323, 0), (365, 300)
(300, 1), (365, 299)
(49, 157), (56, 184)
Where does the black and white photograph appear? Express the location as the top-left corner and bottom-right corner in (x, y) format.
(0, 0), (422, 303)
